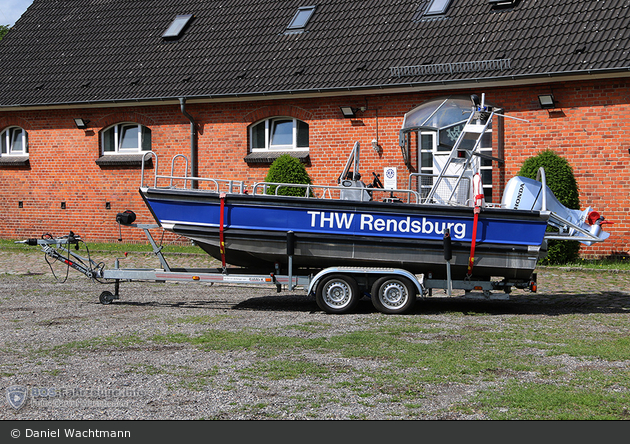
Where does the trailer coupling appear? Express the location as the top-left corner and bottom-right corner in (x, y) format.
(16, 232), (104, 281)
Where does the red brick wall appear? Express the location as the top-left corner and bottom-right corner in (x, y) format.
(1, 78), (628, 258)
(486, 81), (630, 258)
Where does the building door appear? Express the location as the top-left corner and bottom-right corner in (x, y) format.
(418, 127), (476, 204)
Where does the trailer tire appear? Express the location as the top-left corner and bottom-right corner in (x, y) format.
(316, 274), (360, 314)
(371, 276), (416, 314)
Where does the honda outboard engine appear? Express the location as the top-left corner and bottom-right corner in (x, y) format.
(501, 175), (610, 245)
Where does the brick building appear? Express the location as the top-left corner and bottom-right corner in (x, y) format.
(1, 0), (629, 258)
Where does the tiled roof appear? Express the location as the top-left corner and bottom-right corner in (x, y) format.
(1, 0), (630, 107)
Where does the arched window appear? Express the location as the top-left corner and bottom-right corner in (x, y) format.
(249, 117), (309, 152)
(1, 126), (28, 156)
(101, 123), (151, 154)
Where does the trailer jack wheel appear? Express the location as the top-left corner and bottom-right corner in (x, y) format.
(99, 291), (115, 305)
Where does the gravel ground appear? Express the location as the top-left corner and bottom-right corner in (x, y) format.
(2, 247), (630, 420)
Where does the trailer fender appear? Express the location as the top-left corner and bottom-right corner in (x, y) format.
(308, 267), (424, 297)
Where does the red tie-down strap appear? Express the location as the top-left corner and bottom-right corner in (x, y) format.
(467, 173), (485, 278)
(219, 193), (227, 271)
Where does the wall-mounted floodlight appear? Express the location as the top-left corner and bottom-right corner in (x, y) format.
(371, 139), (382, 154)
(74, 118), (90, 129)
(538, 94), (556, 109)
(340, 106), (359, 118)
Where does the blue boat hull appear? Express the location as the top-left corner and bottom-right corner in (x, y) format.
(140, 188), (549, 280)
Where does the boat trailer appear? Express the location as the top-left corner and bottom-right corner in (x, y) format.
(17, 219), (536, 315)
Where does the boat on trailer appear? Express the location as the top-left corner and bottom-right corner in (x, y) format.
(133, 94), (611, 313)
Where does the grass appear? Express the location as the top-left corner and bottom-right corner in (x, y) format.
(17, 310), (630, 419)
(141, 314), (630, 419)
(40, 333), (146, 357)
(467, 377), (630, 420)
(239, 360), (332, 381)
(542, 256), (630, 271)
(127, 363), (219, 391)
(169, 314), (234, 325)
(0, 238), (205, 255)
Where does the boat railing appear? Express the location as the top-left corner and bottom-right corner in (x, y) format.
(160, 175), (246, 194)
(140, 152), (245, 194)
(252, 182), (422, 204)
(168, 154), (189, 188)
(142, 151), (425, 203)
(140, 152), (159, 188)
(252, 182), (312, 197)
(408, 173), (472, 206)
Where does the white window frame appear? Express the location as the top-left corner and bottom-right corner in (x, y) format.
(101, 123), (151, 155)
(0, 126), (28, 157)
(250, 117), (309, 152)
(419, 132), (435, 198)
(478, 131), (494, 201)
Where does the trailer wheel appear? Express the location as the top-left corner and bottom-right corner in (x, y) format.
(99, 291), (115, 305)
(316, 274), (359, 314)
(371, 276), (416, 314)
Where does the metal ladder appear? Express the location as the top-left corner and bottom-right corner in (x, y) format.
(425, 95), (500, 205)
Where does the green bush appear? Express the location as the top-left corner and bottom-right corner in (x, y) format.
(518, 150), (581, 265)
(264, 154), (313, 197)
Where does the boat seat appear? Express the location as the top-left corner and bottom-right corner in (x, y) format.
(339, 179), (372, 201)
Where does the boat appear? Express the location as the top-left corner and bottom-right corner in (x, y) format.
(138, 95), (611, 284)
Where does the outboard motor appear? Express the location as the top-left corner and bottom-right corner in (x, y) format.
(501, 175), (610, 245)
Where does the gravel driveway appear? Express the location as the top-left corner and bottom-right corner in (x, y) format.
(2, 247), (630, 420)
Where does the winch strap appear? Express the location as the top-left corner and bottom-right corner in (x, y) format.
(466, 193), (484, 278)
(219, 193), (227, 270)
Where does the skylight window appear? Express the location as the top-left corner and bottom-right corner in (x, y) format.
(162, 14), (194, 39)
(425, 0), (452, 15)
(287, 6), (316, 31)
(488, 0), (519, 7)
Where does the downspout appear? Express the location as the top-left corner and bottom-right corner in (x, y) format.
(179, 97), (198, 189)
